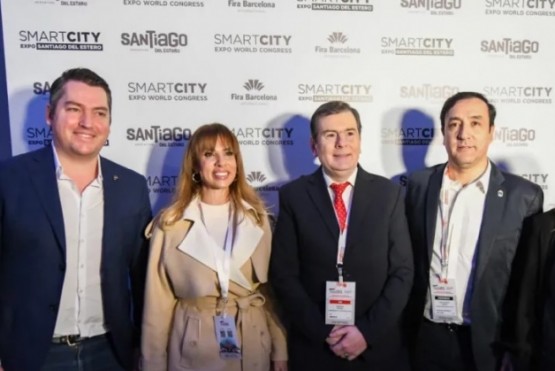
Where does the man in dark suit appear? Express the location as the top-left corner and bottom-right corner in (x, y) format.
(501, 209), (555, 371)
(270, 101), (414, 370)
(0, 68), (152, 371)
(405, 91), (543, 371)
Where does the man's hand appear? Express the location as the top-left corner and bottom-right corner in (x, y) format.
(272, 360), (288, 371)
(325, 325), (343, 346)
(326, 325), (368, 361)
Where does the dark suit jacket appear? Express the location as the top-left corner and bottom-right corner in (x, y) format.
(270, 166), (414, 371)
(405, 162), (543, 371)
(501, 209), (555, 371)
(0, 146), (152, 371)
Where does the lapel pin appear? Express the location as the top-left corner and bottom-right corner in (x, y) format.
(497, 190), (503, 198)
(113, 175), (119, 181)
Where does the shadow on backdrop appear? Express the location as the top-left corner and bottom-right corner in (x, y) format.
(262, 113), (316, 217)
(145, 141), (188, 215)
(16, 89), (50, 154)
(383, 108), (435, 188)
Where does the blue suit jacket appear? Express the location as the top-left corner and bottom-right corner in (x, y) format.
(405, 162), (543, 371)
(0, 146), (152, 371)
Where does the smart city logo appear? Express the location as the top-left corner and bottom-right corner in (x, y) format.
(314, 32), (361, 56)
(231, 127), (295, 146)
(381, 127), (435, 145)
(399, 84), (459, 101)
(122, 0), (205, 7)
(521, 173), (549, 190)
(297, 83), (373, 103)
(19, 30), (102, 51)
(480, 38), (540, 59)
(146, 173), (178, 194)
(400, 0), (462, 15)
(214, 34), (292, 54)
(25, 126), (53, 147)
(483, 86), (552, 104)
(485, 0), (555, 16)
(381, 36), (455, 56)
(230, 80), (278, 104)
(127, 81), (208, 102)
(121, 30), (188, 53)
(297, 0), (374, 12)
(126, 125), (191, 147)
(25, 126), (109, 147)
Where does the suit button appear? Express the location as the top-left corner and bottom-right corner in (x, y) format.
(59, 264), (66, 271)
(49, 304), (57, 312)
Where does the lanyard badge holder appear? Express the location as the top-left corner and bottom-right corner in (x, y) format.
(199, 203), (242, 359)
(430, 194), (458, 322)
(325, 229), (356, 325)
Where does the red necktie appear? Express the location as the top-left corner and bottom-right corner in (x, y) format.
(330, 182), (349, 232)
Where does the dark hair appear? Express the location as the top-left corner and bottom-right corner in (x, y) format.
(48, 68), (112, 120)
(440, 91), (496, 133)
(310, 100), (362, 140)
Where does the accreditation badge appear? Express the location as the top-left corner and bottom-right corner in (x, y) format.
(214, 315), (241, 359)
(430, 278), (458, 322)
(325, 281), (356, 325)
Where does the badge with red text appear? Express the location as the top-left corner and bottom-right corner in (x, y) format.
(325, 281), (356, 325)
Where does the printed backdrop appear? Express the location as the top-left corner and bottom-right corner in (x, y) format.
(2, 0), (555, 214)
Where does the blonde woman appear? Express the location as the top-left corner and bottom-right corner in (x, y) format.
(141, 123), (287, 371)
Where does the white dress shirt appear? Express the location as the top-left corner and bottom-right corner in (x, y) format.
(52, 147), (106, 337)
(424, 162), (491, 324)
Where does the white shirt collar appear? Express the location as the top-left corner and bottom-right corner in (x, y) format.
(322, 167), (358, 189)
(443, 161), (491, 195)
(51, 145), (103, 184)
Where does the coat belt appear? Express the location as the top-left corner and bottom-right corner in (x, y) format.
(183, 293), (269, 369)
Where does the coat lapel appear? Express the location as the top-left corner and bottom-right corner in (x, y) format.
(425, 164), (444, 262)
(474, 163), (506, 284)
(346, 169), (374, 251)
(231, 207), (264, 279)
(306, 168), (338, 239)
(177, 200), (262, 290)
(27, 147), (66, 255)
(101, 158), (119, 267)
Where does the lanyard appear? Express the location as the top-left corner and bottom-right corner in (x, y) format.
(336, 230), (348, 283)
(198, 201), (234, 315)
(438, 186), (460, 283)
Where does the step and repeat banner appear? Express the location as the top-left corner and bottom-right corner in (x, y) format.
(1, 0), (555, 213)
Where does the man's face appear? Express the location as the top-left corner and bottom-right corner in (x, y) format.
(311, 110), (361, 182)
(46, 80), (110, 161)
(443, 97), (493, 172)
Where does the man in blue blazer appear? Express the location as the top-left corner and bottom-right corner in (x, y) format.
(405, 92), (543, 371)
(270, 101), (413, 370)
(0, 68), (152, 371)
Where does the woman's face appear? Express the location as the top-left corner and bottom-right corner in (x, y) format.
(198, 137), (237, 194)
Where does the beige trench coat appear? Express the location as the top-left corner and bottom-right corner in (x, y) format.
(141, 201), (287, 371)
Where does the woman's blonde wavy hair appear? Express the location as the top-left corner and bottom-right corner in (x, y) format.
(158, 123), (266, 228)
